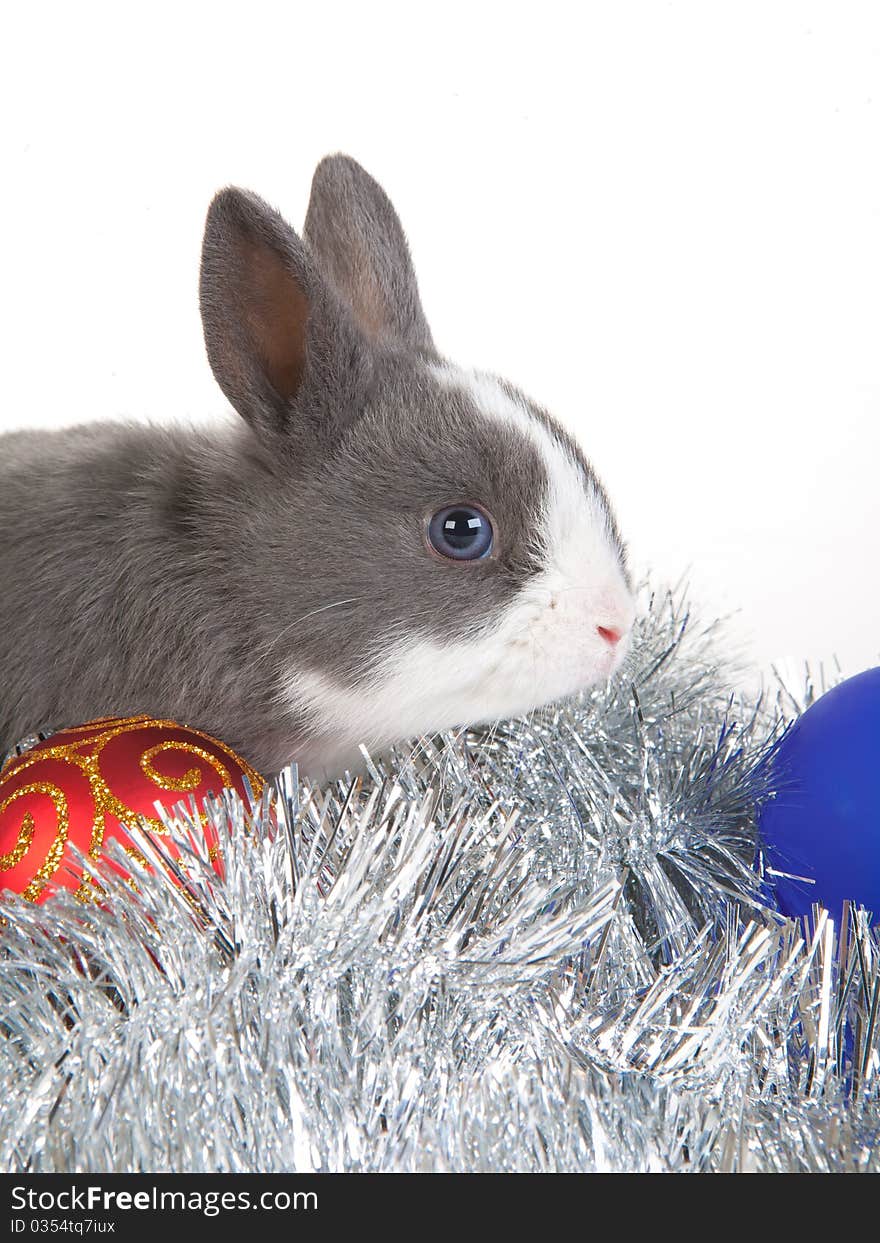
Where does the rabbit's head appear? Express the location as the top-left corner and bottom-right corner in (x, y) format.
(199, 156), (635, 776)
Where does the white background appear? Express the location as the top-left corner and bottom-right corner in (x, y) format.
(2, 2), (878, 687)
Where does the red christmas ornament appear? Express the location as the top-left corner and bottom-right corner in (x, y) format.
(0, 716), (265, 904)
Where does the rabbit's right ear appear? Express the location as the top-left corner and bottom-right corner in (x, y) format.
(303, 155), (435, 354)
(199, 187), (371, 446)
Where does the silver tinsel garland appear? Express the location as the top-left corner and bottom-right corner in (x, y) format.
(1, 585), (878, 1172)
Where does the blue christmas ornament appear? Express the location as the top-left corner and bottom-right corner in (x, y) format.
(758, 666), (880, 923)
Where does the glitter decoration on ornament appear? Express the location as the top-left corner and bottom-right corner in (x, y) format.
(0, 716), (264, 902)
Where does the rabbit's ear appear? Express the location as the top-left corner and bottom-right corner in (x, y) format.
(304, 155), (434, 354)
(199, 187), (371, 444)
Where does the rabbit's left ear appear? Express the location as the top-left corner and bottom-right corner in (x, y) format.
(304, 154), (435, 354)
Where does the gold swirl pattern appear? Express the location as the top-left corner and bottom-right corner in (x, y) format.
(139, 742), (233, 794)
(0, 782), (70, 903)
(0, 716), (264, 903)
(0, 810), (35, 870)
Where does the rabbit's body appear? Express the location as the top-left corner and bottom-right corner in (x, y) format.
(0, 157), (635, 779)
(0, 421), (285, 767)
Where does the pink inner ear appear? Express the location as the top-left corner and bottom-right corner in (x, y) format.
(241, 237), (311, 400)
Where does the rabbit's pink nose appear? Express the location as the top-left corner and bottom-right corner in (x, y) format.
(597, 624), (624, 646)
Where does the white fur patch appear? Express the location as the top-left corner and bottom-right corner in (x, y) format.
(281, 363), (636, 780)
(429, 362), (622, 580)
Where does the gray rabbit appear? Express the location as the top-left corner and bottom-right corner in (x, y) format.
(0, 155), (635, 780)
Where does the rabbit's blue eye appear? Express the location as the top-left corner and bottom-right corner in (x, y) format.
(428, 504), (494, 561)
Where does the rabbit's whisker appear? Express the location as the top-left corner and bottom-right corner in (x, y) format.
(268, 597), (362, 650)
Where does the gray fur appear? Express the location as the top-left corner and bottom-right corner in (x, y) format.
(0, 156), (624, 774)
(304, 154), (435, 353)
